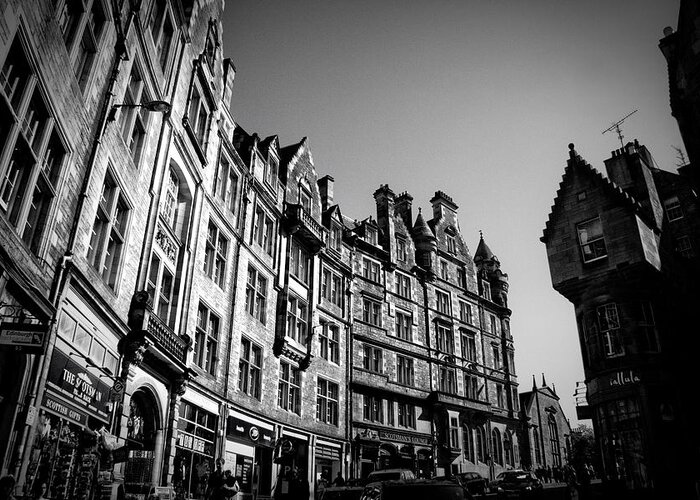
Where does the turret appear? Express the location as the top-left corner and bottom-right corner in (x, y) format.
(412, 209), (437, 272)
(474, 232), (509, 307)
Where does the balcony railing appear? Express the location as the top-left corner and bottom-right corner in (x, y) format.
(147, 313), (189, 364)
(283, 203), (325, 252)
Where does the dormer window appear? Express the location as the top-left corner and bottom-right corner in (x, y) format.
(577, 217), (607, 262)
(365, 226), (377, 245)
(329, 224), (342, 252)
(299, 188), (311, 213)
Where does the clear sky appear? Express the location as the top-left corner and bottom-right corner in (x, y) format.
(222, 0), (683, 427)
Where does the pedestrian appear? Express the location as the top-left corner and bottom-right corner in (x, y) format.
(32, 482), (49, 500)
(332, 471), (345, 487)
(0, 476), (16, 500)
(213, 470), (240, 500)
(289, 467), (310, 500)
(207, 458), (226, 500)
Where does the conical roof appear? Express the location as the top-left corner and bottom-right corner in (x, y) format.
(474, 232), (496, 262)
(412, 209), (435, 241)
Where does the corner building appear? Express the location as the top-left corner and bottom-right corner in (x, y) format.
(541, 142), (700, 497)
(349, 186), (520, 481)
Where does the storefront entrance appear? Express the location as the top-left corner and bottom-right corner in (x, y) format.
(123, 388), (161, 500)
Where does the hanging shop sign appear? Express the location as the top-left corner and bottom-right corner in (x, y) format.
(226, 416), (276, 448)
(0, 322), (48, 353)
(46, 349), (111, 423)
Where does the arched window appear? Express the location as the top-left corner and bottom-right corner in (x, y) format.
(463, 424), (475, 462)
(476, 426), (487, 463)
(533, 428), (542, 465)
(504, 430), (514, 467)
(549, 416), (561, 467)
(163, 168), (180, 228)
(492, 428), (503, 465)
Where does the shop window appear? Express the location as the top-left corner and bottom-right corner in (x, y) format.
(395, 236), (407, 262)
(395, 310), (412, 341)
(278, 361), (301, 415)
(119, 61), (151, 166)
(362, 297), (381, 326)
(439, 366), (457, 394)
(395, 273), (411, 299)
(436, 290), (450, 315)
(577, 217), (607, 262)
(174, 401), (218, 500)
(321, 267), (342, 307)
(194, 303), (219, 376)
(290, 239), (311, 285)
(362, 258), (380, 283)
(251, 205), (274, 256)
(316, 378), (339, 425)
(436, 323), (454, 354)
(87, 168), (130, 289)
(396, 355), (414, 385)
(319, 323), (339, 364)
(362, 395), (383, 424)
(0, 34), (65, 254)
(238, 337), (262, 399)
(245, 266), (267, 324)
(214, 154), (238, 213)
(286, 295), (308, 345)
(147, 253), (177, 329)
(362, 345), (383, 373)
(461, 330), (476, 361)
(204, 220), (228, 288)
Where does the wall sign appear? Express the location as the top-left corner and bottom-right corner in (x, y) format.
(46, 349), (111, 423)
(606, 370), (640, 388)
(0, 322), (47, 353)
(378, 430), (431, 446)
(42, 391), (88, 426)
(226, 416), (275, 448)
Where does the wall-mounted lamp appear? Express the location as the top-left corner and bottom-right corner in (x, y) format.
(107, 100), (172, 122)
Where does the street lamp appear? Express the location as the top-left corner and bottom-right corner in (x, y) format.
(106, 99), (172, 122)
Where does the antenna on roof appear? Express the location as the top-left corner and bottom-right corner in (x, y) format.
(602, 109), (638, 148)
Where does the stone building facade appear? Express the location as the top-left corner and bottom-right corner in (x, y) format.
(518, 376), (572, 475)
(1, 1), (525, 499)
(541, 140), (700, 497)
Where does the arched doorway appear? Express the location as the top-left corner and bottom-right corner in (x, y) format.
(378, 443), (398, 470)
(124, 388), (161, 498)
(416, 449), (433, 478)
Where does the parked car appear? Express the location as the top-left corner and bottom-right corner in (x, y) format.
(320, 485), (366, 500)
(489, 471), (507, 493)
(495, 470), (543, 499)
(360, 479), (468, 500)
(456, 472), (488, 495)
(366, 469), (416, 483)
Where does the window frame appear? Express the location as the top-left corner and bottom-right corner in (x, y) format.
(362, 296), (382, 326)
(395, 272), (412, 299)
(245, 266), (267, 324)
(362, 257), (381, 283)
(278, 361), (301, 415)
(238, 336), (262, 399)
(664, 196), (683, 222)
(316, 378), (339, 426)
(194, 302), (220, 376)
(577, 216), (607, 263)
(396, 355), (414, 385)
(362, 344), (383, 374)
(395, 310), (412, 341)
(436, 289), (451, 315)
(204, 220), (228, 288)
(319, 322), (340, 364)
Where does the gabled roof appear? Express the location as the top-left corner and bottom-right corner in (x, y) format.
(541, 143), (650, 243)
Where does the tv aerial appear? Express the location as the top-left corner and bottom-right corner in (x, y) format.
(602, 109), (638, 148)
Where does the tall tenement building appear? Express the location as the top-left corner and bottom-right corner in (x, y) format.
(0, 1), (524, 500)
(541, 1), (700, 497)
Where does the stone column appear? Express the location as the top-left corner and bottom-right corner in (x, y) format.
(161, 375), (189, 486)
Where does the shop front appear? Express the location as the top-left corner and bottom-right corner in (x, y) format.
(353, 426), (433, 479)
(313, 441), (343, 490)
(25, 347), (112, 500)
(225, 410), (276, 499)
(274, 430), (310, 499)
(173, 399), (219, 500)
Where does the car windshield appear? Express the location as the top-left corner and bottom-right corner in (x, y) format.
(383, 485), (465, 500)
(368, 472), (401, 481)
(502, 472), (531, 483)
